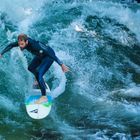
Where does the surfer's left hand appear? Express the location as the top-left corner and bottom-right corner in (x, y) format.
(61, 64), (70, 73)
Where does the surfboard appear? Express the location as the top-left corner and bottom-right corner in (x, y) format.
(25, 83), (53, 119)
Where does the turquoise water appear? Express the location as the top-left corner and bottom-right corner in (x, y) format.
(0, 0), (140, 139)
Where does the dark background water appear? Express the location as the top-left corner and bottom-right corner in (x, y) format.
(0, 0), (140, 139)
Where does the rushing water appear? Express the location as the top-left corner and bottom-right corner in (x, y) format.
(0, 0), (140, 139)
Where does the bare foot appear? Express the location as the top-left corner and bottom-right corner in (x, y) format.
(34, 80), (38, 86)
(35, 96), (48, 104)
(33, 80), (39, 89)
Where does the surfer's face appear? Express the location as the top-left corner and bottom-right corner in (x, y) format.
(18, 40), (28, 49)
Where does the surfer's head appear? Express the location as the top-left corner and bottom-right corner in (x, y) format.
(18, 34), (28, 49)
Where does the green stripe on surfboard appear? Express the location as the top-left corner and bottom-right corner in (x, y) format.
(25, 102), (52, 107)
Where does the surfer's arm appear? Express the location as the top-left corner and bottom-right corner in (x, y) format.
(49, 53), (63, 66)
(45, 48), (69, 72)
(42, 46), (63, 66)
(0, 42), (18, 56)
(39, 43), (69, 72)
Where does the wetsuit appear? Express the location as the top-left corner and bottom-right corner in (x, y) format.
(1, 38), (63, 96)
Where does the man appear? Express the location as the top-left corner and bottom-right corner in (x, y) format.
(0, 34), (69, 103)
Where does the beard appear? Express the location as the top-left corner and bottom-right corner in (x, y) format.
(20, 46), (26, 51)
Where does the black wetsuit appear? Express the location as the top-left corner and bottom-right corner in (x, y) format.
(1, 38), (63, 96)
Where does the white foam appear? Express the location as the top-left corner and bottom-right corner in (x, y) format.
(0, 95), (19, 112)
(0, 0), (45, 34)
(0, 0), (44, 21)
(71, 21), (97, 36)
(83, 1), (140, 42)
(120, 85), (140, 98)
(51, 51), (69, 98)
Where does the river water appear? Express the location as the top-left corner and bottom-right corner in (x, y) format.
(0, 0), (140, 139)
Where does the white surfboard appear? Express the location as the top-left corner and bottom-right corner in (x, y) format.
(25, 83), (53, 119)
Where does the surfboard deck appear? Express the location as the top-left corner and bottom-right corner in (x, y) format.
(25, 83), (53, 119)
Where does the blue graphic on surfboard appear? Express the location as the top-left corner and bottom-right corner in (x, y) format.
(25, 83), (53, 119)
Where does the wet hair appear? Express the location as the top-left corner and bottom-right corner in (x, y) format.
(18, 34), (28, 41)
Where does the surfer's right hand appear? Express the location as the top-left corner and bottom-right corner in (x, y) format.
(61, 64), (69, 73)
(0, 54), (2, 58)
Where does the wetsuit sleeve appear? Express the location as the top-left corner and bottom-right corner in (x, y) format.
(50, 53), (63, 66)
(40, 44), (63, 65)
(1, 42), (18, 55)
(46, 47), (63, 66)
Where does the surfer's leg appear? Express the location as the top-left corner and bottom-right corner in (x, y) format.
(36, 57), (54, 96)
(28, 56), (42, 87)
(35, 57), (53, 104)
(28, 56), (42, 75)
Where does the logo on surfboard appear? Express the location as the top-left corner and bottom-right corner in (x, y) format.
(30, 109), (38, 113)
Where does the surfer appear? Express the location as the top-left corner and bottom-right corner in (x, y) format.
(0, 34), (69, 104)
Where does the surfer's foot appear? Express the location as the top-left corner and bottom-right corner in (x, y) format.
(33, 80), (39, 89)
(35, 96), (48, 104)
